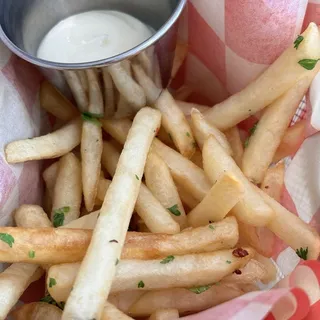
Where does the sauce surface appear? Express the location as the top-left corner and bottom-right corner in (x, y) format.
(37, 10), (154, 63)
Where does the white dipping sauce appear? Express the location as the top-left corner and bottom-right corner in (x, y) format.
(37, 10), (154, 63)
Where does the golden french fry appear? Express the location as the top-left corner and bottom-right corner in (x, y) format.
(137, 51), (154, 80)
(11, 302), (62, 320)
(62, 108), (161, 319)
(101, 119), (211, 203)
(108, 62), (146, 111)
(273, 119), (307, 162)
(261, 162), (285, 202)
(187, 174), (244, 227)
(171, 42), (188, 79)
(204, 23), (320, 131)
(126, 284), (245, 317)
(63, 70), (88, 112)
(108, 291), (145, 316)
(132, 63), (162, 105)
(102, 302), (133, 320)
(242, 76), (316, 184)
(145, 152), (187, 229)
(101, 140), (179, 234)
(203, 136), (274, 226)
(14, 204), (52, 228)
(0, 217), (238, 264)
(190, 108), (232, 154)
(81, 70), (104, 211)
(224, 126), (244, 167)
(48, 248), (254, 302)
(96, 178), (112, 206)
(256, 186), (320, 260)
(102, 68), (116, 118)
(5, 118), (82, 163)
(51, 152), (82, 225)
(40, 81), (79, 121)
(149, 308), (179, 320)
(62, 211), (100, 230)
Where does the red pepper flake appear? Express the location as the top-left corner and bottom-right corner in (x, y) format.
(234, 269), (242, 275)
(264, 185), (269, 189)
(232, 248), (249, 258)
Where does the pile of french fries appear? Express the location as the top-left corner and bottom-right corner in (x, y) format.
(1, 22), (320, 320)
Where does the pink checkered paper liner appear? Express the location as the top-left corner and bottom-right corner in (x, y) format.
(1, 1), (320, 319)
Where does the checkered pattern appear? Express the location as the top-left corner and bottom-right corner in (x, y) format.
(1, 1), (320, 319)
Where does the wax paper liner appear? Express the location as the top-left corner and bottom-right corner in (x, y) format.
(1, 1), (320, 319)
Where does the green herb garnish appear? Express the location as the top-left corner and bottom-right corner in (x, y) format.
(115, 258), (119, 266)
(28, 250), (35, 259)
(226, 260), (232, 264)
(189, 285), (212, 294)
(0, 233), (14, 248)
(138, 280), (145, 288)
(167, 204), (181, 216)
(53, 206), (70, 228)
(244, 122), (258, 148)
(298, 59), (320, 70)
(135, 175), (140, 181)
(49, 278), (57, 288)
(160, 255), (175, 264)
(186, 132), (191, 137)
(296, 247), (308, 260)
(294, 35), (304, 49)
(40, 294), (65, 310)
(81, 112), (103, 126)
(209, 225), (215, 230)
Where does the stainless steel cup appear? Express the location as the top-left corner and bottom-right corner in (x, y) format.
(0, 0), (187, 118)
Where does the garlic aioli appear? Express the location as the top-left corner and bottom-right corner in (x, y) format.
(37, 10), (154, 63)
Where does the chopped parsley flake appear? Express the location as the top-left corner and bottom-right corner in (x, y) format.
(167, 204), (181, 216)
(28, 250), (35, 259)
(209, 225), (215, 230)
(294, 35), (304, 49)
(296, 247), (308, 260)
(226, 260), (232, 264)
(53, 206), (70, 228)
(81, 112), (103, 126)
(189, 285), (212, 294)
(49, 278), (57, 288)
(138, 280), (145, 288)
(0, 233), (14, 248)
(160, 255), (175, 264)
(298, 59), (320, 70)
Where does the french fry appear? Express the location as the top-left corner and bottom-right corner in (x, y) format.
(77, 70), (89, 93)
(242, 75), (316, 184)
(108, 62), (146, 111)
(43, 161), (60, 199)
(115, 94), (135, 119)
(108, 291), (145, 315)
(190, 108), (232, 154)
(203, 136), (274, 226)
(101, 140), (180, 234)
(5, 118), (82, 163)
(273, 119), (307, 162)
(101, 118), (211, 203)
(51, 152), (82, 225)
(102, 68), (116, 118)
(81, 69), (104, 211)
(0, 217), (238, 264)
(11, 302), (62, 320)
(171, 42), (188, 79)
(156, 127), (175, 147)
(261, 162), (285, 202)
(62, 211), (99, 230)
(48, 248), (254, 301)
(96, 178), (112, 205)
(102, 302), (133, 320)
(175, 181), (199, 210)
(132, 63), (162, 105)
(224, 126), (244, 167)
(63, 70), (88, 112)
(0, 207), (51, 320)
(14, 204), (52, 228)
(145, 152), (187, 229)
(187, 174), (244, 227)
(176, 101), (210, 117)
(137, 51), (154, 79)
(256, 186), (320, 260)
(190, 149), (203, 168)
(149, 308), (179, 320)
(132, 63), (196, 158)
(153, 54), (162, 89)
(254, 253), (278, 284)
(40, 81), (78, 121)
(125, 284), (245, 317)
(204, 23), (320, 130)
(62, 108), (161, 320)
